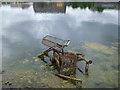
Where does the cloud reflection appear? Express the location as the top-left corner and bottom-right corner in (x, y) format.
(1, 4), (118, 61)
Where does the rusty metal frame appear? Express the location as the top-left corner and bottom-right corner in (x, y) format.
(38, 35), (92, 76)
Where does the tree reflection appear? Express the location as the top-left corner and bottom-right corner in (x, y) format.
(67, 2), (118, 12)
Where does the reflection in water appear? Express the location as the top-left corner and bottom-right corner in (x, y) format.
(67, 2), (118, 12)
(1, 2), (119, 12)
(33, 2), (66, 13)
(0, 2), (119, 88)
(10, 3), (30, 9)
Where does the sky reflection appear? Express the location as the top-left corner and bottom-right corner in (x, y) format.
(1, 4), (118, 60)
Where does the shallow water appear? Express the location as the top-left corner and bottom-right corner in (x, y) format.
(0, 2), (119, 88)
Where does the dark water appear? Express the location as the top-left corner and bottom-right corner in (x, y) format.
(0, 2), (119, 88)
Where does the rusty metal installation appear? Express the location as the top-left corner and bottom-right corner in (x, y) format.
(37, 35), (92, 83)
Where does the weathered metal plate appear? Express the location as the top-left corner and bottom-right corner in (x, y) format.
(42, 35), (70, 50)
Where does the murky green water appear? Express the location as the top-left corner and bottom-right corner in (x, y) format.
(0, 2), (119, 88)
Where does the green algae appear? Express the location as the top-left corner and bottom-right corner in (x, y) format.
(2, 41), (118, 88)
(69, 41), (118, 88)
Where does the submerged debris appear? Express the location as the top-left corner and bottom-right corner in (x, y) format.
(37, 35), (93, 84)
(4, 81), (12, 86)
(52, 73), (82, 83)
(0, 70), (5, 74)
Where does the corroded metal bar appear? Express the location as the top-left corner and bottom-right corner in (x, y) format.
(52, 73), (82, 83)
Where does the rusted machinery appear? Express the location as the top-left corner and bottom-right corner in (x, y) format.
(37, 35), (92, 83)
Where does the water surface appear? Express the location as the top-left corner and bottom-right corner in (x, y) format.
(0, 2), (119, 88)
